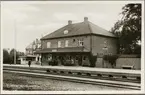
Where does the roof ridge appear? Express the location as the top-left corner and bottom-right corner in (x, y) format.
(88, 21), (109, 32)
(88, 21), (116, 37)
(87, 21), (93, 34)
(41, 22), (84, 40)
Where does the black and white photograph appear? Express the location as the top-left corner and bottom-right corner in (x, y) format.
(1, 1), (144, 94)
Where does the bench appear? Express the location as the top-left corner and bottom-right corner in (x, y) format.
(122, 65), (134, 69)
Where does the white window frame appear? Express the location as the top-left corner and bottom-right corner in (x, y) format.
(64, 30), (68, 34)
(58, 41), (61, 48)
(47, 42), (51, 48)
(65, 40), (69, 47)
(78, 39), (84, 46)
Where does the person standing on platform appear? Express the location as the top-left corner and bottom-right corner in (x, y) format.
(28, 60), (31, 67)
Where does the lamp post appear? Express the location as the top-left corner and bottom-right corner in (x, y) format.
(103, 41), (108, 54)
(102, 41), (108, 68)
(103, 47), (108, 55)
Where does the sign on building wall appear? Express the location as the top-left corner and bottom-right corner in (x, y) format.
(52, 49), (57, 52)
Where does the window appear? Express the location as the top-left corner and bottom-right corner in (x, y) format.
(47, 42), (51, 48)
(58, 41), (61, 48)
(75, 56), (79, 60)
(64, 30), (68, 34)
(78, 39), (84, 46)
(65, 40), (69, 47)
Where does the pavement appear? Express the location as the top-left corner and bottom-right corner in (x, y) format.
(3, 64), (141, 74)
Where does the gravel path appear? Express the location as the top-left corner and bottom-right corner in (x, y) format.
(3, 72), (134, 91)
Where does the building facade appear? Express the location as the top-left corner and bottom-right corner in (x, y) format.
(35, 17), (118, 67)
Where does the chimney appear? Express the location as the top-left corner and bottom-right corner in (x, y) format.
(68, 20), (72, 25)
(84, 17), (88, 22)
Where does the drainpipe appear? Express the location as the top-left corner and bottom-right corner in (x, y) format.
(90, 34), (92, 54)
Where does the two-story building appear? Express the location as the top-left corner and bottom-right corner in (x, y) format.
(26, 39), (41, 55)
(35, 17), (118, 67)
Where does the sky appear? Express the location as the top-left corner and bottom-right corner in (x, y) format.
(1, 1), (141, 52)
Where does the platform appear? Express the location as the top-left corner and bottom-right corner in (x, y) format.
(3, 64), (141, 74)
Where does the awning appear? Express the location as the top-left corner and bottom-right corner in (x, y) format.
(19, 55), (37, 58)
(34, 47), (90, 54)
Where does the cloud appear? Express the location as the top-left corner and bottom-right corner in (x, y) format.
(85, 13), (107, 20)
(53, 12), (79, 21)
(1, 2), (39, 22)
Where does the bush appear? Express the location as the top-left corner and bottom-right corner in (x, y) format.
(82, 62), (90, 67)
(49, 60), (58, 66)
(3, 49), (11, 63)
(63, 60), (75, 66)
(103, 55), (118, 68)
(89, 53), (97, 67)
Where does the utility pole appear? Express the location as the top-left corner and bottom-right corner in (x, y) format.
(14, 19), (17, 64)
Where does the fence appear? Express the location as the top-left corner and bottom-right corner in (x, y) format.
(95, 54), (141, 70)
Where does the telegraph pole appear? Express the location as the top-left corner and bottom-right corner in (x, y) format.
(14, 19), (17, 64)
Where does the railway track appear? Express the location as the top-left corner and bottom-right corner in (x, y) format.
(3, 65), (141, 90)
(3, 67), (140, 83)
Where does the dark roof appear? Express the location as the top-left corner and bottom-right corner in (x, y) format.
(41, 21), (116, 40)
(26, 39), (41, 49)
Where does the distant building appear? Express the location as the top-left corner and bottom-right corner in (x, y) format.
(24, 39), (41, 64)
(35, 17), (118, 66)
(26, 39), (41, 55)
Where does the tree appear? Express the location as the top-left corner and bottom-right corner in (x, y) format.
(89, 53), (97, 67)
(9, 49), (25, 64)
(110, 4), (141, 54)
(9, 49), (19, 64)
(3, 49), (10, 63)
(103, 55), (119, 68)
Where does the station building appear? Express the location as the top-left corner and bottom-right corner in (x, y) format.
(35, 17), (118, 66)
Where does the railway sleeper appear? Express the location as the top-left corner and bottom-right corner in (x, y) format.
(97, 74), (102, 77)
(60, 71), (64, 74)
(68, 72), (73, 74)
(53, 70), (57, 73)
(46, 70), (50, 72)
(108, 75), (113, 78)
(122, 76), (127, 79)
(77, 72), (82, 75)
(136, 77), (141, 80)
(86, 73), (91, 76)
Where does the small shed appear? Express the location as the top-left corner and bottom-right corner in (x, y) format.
(18, 55), (37, 65)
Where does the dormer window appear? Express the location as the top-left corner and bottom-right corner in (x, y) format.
(64, 30), (68, 34)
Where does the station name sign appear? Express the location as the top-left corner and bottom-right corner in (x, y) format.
(52, 49), (57, 52)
